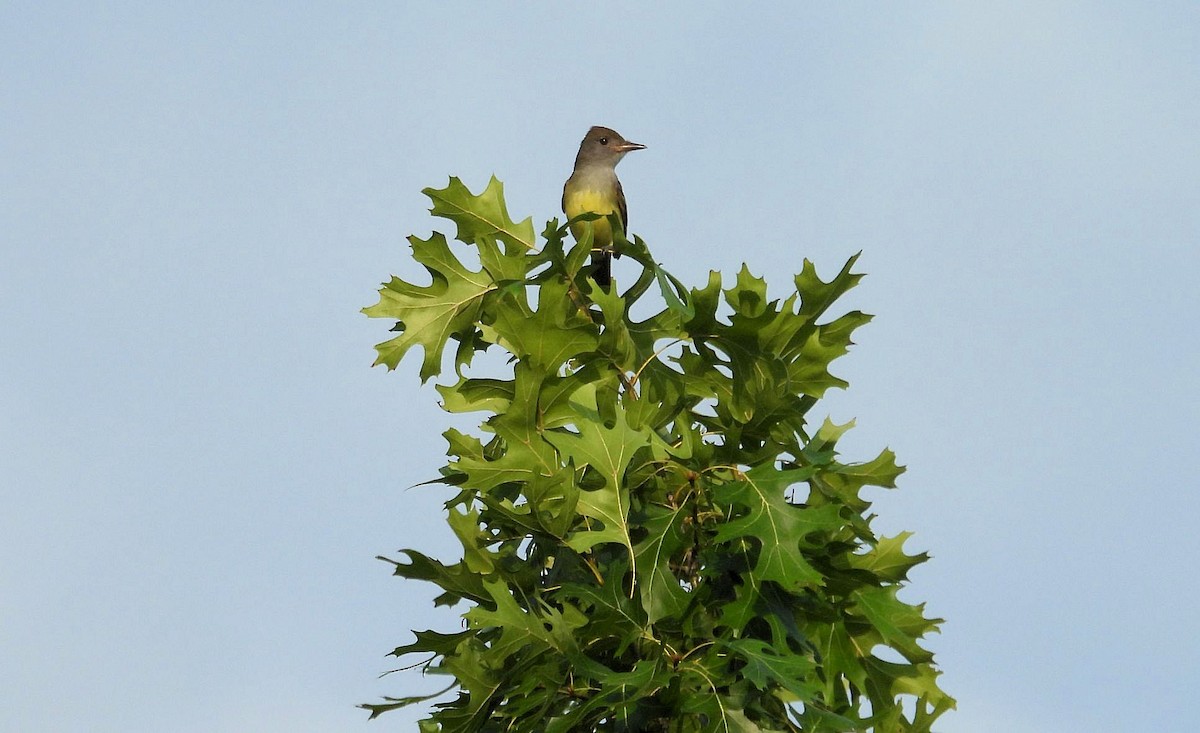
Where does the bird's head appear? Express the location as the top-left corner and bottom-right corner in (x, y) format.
(574, 126), (646, 168)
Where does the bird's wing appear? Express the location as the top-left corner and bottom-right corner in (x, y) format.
(615, 177), (628, 230)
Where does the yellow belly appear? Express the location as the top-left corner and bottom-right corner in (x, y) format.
(564, 188), (617, 247)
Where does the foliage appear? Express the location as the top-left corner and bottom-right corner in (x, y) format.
(362, 176), (953, 731)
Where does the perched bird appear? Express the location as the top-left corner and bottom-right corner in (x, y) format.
(562, 126), (645, 288)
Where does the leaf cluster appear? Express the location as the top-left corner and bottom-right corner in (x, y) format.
(362, 177), (953, 731)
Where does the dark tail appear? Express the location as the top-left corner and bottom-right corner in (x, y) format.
(592, 250), (612, 290)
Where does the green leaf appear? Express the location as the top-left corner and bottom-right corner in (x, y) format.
(558, 558), (645, 655)
(380, 550), (488, 606)
(389, 628), (473, 660)
(437, 637), (505, 729)
(488, 278), (599, 374)
(465, 579), (580, 662)
(360, 684), (455, 720)
(592, 659), (673, 724)
(794, 253), (864, 326)
(812, 620), (868, 704)
(565, 479), (634, 559)
(424, 175), (536, 252)
(785, 321), (858, 397)
(724, 264), (770, 318)
(717, 582), (761, 635)
(547, 388), (655, 564)
(447, 506), (496, 573)
(723, 638), (820, 701)
(436, 377), (514, 415)
(452, 363), (563, 493)
(590, 281), (638, 370)
(848, 531), (929, 583)
(849, 585), (941, 664)
(632, 504), (691, 623)
(712, 465), (842, 591)
(679, 689), (769, 733)
(364, 232), (494, 382)
(793, 702), (866, 732)
(825, 446), (906, 496)
(453, 422), (560, 494)
(612, 232), (694, 319)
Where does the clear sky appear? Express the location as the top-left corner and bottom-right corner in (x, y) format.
(3, 3), (1197, 731)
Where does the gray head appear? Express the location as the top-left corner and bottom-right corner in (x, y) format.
(573, 126), (646, 169)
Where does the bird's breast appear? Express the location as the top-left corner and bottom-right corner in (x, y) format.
(563, 187), (618, 247)
(563, 187), (618, 218)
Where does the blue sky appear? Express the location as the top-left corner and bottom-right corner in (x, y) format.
(3, 3), (1197, 731)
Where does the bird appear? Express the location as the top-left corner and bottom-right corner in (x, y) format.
(562, 126), (645, 289)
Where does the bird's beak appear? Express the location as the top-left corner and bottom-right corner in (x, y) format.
(616, 141), (646, 152)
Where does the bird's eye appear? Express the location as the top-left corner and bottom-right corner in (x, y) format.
(598, 137), (608, 145)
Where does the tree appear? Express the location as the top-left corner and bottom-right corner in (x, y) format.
(362, 177), (953, 731)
